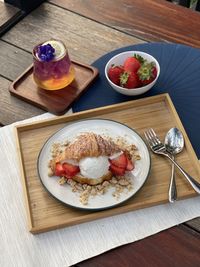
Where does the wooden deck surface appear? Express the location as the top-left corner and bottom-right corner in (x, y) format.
(49, 0), (200, 47)
(0, 1), (200, 266)
(0, 1), (19, 25)
(0, 2), (143, 124)
(76, 226), (200, 267)
(0, 1), (22, 35)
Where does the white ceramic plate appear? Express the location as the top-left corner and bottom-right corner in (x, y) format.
(37, 119), (151, 210)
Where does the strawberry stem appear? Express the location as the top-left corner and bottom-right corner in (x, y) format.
(134, 54), (146, 64)
(137, 62), (155, 81)
(120, 72), (129, 87)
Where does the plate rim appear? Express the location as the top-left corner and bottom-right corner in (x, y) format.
(37, 118), (151, 211)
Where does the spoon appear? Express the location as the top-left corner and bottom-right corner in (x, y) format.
(164, 127), (184, 203)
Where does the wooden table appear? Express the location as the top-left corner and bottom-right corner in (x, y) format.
(0, 1), (200, 266)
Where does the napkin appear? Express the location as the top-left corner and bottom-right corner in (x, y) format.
(0, 112), (200, 267)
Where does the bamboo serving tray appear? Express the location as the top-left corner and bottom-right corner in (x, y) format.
(9, 61), (98, 115)
(15, 93), (200, 234)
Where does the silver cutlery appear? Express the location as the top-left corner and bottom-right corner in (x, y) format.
(144, 128), (200, 194)
(164, 128), (184, 203)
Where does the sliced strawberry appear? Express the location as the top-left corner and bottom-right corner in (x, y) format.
(108, 65), (124, 85)
(62, 163), (80, 178)
(55, 163), (65, 177)
(109, 153), (127, 169)
(126, 158), (134, 171)
(109, 164), (125, 176)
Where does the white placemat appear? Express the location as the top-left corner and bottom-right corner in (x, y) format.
(1, 112), (200, 267)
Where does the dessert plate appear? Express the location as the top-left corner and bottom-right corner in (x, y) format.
(37, 119), (151, 210)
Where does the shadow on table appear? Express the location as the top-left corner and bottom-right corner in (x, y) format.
(0, 0), (45, 37)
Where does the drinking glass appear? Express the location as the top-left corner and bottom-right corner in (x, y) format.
(33, 40), (75, 90)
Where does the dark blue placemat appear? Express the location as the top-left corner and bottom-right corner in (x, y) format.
(72, 43), (200, 159)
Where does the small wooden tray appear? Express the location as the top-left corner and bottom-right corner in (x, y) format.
(15, 94), (200, 234)
(9, 61), (99, 115)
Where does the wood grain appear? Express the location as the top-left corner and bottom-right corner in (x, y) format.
(0, 76), (44, 125)
(2, 2), (144, 66)
(0, 40), (32, 81)
(185, 217), (200, 232)
(75, 225), (200, 267)
(0, 2), (144, 124)
(184, 159), (200, 232)
(0, 41), (46, 124)
(15, 94), (200, 233)
(0, 1), (199, 263)
(9, 62), (98, 115)
(49, 0), (200, 48)
(0, 1), (20, 30)
(4, 0), (45, 12)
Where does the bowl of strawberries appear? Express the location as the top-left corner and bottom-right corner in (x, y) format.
(105, 51), (160, 96)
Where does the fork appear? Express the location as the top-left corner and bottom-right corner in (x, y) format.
(144, 128), (200, 194)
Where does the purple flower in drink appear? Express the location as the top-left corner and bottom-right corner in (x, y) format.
(37, 44), (55, 62)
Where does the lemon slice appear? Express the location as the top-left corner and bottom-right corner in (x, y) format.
(43, 40), (66, 59)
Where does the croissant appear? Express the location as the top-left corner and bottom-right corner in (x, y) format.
(56, 132), (120, 163)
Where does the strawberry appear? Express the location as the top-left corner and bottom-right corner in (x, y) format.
(120, 71), (140, 89)
(62, 163), (80, 178)
(55, 163), (65, 177)
(126, 158), (134, 171)
(137, 62), (157, 86)
(109, 153), (134, 175)
(109, 164), (126, 176)
(109, 153), (127, 169)
(108, 65), (124, 85)
(123, 56), (141, 73)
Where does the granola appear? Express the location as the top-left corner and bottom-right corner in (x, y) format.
(48, 133), (140, 205)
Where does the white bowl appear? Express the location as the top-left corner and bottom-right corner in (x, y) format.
(105, 51), (160, 96)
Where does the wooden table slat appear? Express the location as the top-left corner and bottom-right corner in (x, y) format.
(0, 2), (144, 125)
(0, 0), (200, 265)
(0, 76), (44, 124)
(75, 225), (200, 267)
(185, 217), (200, 232)
(0, 40), (32, 81)
(49, 0), (200, 48)
(0, 1), (23, 37)
(0, 1), (20, 28)
(1, 2), (144, 67)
